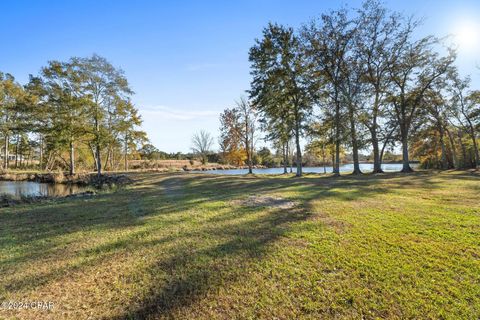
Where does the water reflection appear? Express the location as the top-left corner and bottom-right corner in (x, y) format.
(0, 181), (90, 198)
(194, 163), (419, 175)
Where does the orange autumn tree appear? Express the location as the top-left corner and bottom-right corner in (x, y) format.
(219, 108), (247, 166)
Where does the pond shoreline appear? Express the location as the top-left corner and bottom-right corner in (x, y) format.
(0, 190), (97, 207)
(0, 172), (133, 186)
(0, 173), (133, 206)
(182, 164), (267, 171)
(183, 161), (420, 172)
(191, 163), (421, 175)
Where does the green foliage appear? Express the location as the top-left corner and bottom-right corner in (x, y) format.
(249, 23), (316, 176)
(0, 55), (148, 174)
(244, 1), (478, 174)
(256, 146), (279, 167)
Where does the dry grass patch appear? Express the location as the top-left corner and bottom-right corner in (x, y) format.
(232, 195), (297, 209)
(0, 171), (479, 319)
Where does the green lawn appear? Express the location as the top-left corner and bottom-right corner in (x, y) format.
(0, 171), (479, 319)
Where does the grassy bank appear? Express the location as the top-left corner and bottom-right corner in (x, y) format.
(128, 159), (266, 172)
(0, 171), (479, 319)
(0, 171), (92, 184)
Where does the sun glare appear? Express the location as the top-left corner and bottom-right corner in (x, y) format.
(454, 20), (480, 54)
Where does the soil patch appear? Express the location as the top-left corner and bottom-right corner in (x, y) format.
(233, 195), (297, 209)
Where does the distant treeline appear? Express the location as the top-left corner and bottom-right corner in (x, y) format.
(140, 143), (403, 169)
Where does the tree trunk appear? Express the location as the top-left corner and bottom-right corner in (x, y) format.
(333, 101), (341, 176)
(15, 135), (19, 169)
(322, 145), (326, 174)
(380, 144), (386, 165)
(438, 125), (448, 170)
(111, 148), (115, 171)
(124, 134), (128, 172)
(96, 144), (102, 177)
(467, 126), (479, 168)
(290, 152), (293, 173)
(39, 135), (43, 171)
(69, 140), (75, 176)
(400, 123), (413, 173)
(331, 151), (335, 173)
(294, 120), (302, 177)
(103, 147), (111, 172)
(245, 124), (252, 175)
(445, 127), (457, 169)
(285, 142), (289, 172)
(89, 143), (97, 171)
(282, 143), (287, 174)
(349, 105), (361, 175)
(333, 116), (340, 176)
(370, 94), (383, 173)
(379, 125), (397, 166)
(26, 148), (31, 167)
(371, 133), (382, 173)
(287, 142), (293, 173)
(94, 110), (102, 177)
(246, 145), (252, 174)
(458, 131), (467, 168)
(3, 135), (8, 170)
(433, 139), (439, 168)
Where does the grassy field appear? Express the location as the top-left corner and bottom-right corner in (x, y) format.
(0, 171), (479, 319)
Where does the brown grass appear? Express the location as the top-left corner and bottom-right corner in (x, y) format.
(1, 170), (478, 319)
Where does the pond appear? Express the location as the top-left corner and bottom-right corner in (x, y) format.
(194, 163), (419, 175)
(0, 181), (91, 199)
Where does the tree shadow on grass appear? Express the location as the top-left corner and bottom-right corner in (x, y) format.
(0, 172), (449, 283)
(0, 171), (452, 264)
(109, 205), (310, 319)
(2, 171), (476, 318)
(107, 172), (449, 319)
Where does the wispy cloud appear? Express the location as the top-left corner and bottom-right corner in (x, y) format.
(141, 105), (219, 121)
(185, 63), (222, 72)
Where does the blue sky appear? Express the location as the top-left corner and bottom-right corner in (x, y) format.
(1, 0), (479, 152)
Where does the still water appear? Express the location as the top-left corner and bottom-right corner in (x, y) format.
(195, 163), (418, 175)
(0, 181), (90, 198)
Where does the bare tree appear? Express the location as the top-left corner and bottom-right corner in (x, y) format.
(191, 130), (213, 164)
(236, 97), (257, 174)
